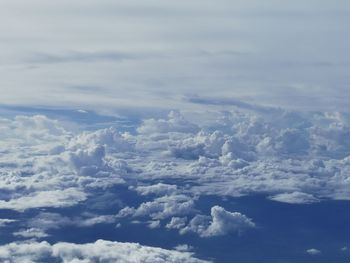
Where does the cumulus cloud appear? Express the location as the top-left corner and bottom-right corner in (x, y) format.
(2, 107), (350, 262)
(68, 127), (133, 153)
(181, 206), (255, 237)
(137, 111), (199, 134)
(118, 195), (196, 220)
(166, 217), (188, 230)
(68, 145), (107, 175)
(0, 115), (129, 212)
(174, 244), (193, 252)
(133, 183), (178, 196)
(148, 220), (161, 229)
(2, 107), (350, 216)
(0, 240), (210, 263)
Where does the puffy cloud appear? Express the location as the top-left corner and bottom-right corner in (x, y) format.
(148, 220), (161, 229)
(68, 145), (106, 175)
(174, 244), (193, 252)
(269, 192), (320, 204)
(137, 111), (199, 134)
(0, 240), (211, 263)
(3, 108), (350, 216)
(0, 115), (129, 212)
(68, 127), (134, 153)
(118, 195), (196, 220)
(133, 183), (178, 196)
(166, 217), (188, 230)
(2, 106), (350, 263)
(181, 206), (255, 237)
(275, 128), (310, 155)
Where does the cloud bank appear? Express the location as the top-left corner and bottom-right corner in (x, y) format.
(0, 240), (210, 263)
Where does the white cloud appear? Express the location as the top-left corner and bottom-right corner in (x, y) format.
(166, 217), (188, 230)
(0, 115), (129, 211)
(118, 195), (196, 220)
(148, 220), (161, 229)
(269, 192), (320, 204)
(181, 206), (255, 237)
(133, 183), (178, 196)
(1, 106), (350, 262)
(0, 240), (211, 263)
(137, 111), (199, 135)
(0, 188), (87, 211)
(27, 212), (117, 231)
(174, 244), (193, 252)
(2, 107), (350, 216)
(13, 228), (49, 239)
(306, 248), (321, 255)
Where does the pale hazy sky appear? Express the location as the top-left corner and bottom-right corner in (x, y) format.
(1, 0), (350, 111)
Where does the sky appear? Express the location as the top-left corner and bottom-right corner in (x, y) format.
(1, 1), (350, 263)
(1, 0), (350, 111)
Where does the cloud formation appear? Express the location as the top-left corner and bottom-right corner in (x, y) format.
(181, 206), (255, 237)
(0, 240), (210, 263)
(1, 104), (350, 261)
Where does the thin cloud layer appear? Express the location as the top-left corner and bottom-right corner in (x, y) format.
(0, 1), (350, 110)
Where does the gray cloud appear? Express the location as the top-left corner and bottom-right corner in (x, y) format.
(25, 51), (143, 64)
(0, 0), (349, 110)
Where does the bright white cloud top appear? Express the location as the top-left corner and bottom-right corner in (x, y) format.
(1, 103), (350, 260)
(0, 240), (210, 263)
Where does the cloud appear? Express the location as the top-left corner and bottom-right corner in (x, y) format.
(1, 0), (350, 111)
(25, 50), (138, 64)
(181, 206), (255, 237)
(184, 95), (277, 113)
(118, 195), (196, 220)
(13, 228), (49, 239)
(2, 106), (350, 263)
(0, 219), (17, 228)
(306, 248), (321, 255)
(0, 240), (211, 263)
(166, 217), (188, 230)
(0, 115), (130, 211)
(269, 192), (320, 204)
(0, 188), (87, 211)
(133, 183), (178, 196)
(137, 111), (199, 135)
(2, 106), (350, 217)
(174, 244), (193, 252)
(340, 246), (348, 251)
(148, 220), (161, 229)
(27, 212), (117, 231)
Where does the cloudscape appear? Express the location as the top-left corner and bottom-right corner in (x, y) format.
(1, 1), (350, 262)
